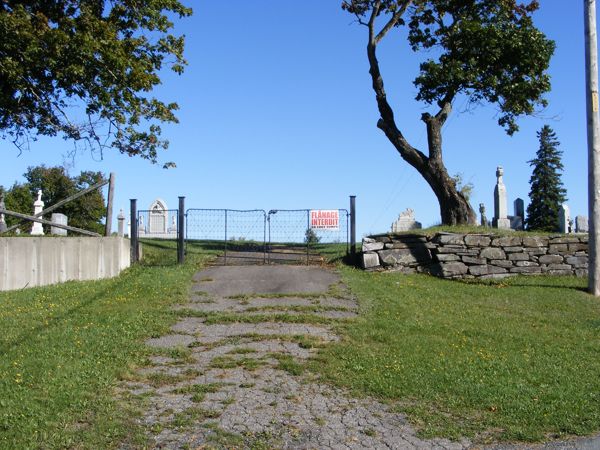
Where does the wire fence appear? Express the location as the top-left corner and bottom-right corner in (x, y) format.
(184, 208), (349, 265)
(267, 209), (349, 264)
(186, 209), (267, 264)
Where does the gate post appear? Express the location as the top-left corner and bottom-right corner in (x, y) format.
(350, 195), (356, 257)
(130, 199), (139, 263)
(178, 197), (185, 264)
(105, 172), (116, 236)
(306, 209), (310, 265)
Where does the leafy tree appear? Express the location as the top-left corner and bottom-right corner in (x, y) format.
(526, 125), (567, 232)
(0, 1), (192, 167)
(0, 182), (33, 230)
(342, 0), (554, 225)
(305, 228), (321, 244)
(452, 173), (474, 204)
(2, 165), (106, 234)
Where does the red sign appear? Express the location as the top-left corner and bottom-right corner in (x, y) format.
(310, 210), (339, 230)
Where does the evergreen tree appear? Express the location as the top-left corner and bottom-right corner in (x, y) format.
(526, 125), (567, 232)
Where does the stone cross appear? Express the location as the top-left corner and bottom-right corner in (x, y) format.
(479, 203), (488, 227)
(493, 166), (511, 229)
(0, 193), (6, 233)
(30, 189), (45, 235)
(117, 209), (125, 237)
(559, 204), (571, 233)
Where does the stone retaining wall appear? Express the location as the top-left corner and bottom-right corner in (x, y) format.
(361, 233), (588, 279)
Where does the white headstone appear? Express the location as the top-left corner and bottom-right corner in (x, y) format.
(149, 199), (168, 234)
(50, 213), (68, 236)
(31, 190), (45, 235)
(559, 203), (571, 233)
(168, 214), (177, 233)
(493, 167), (510, 229)
(391, 208), (422, 232)
(117, 209), (125, 237)
(576, 215), (589, 233)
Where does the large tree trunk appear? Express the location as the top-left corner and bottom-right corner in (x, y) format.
(419, 114), (477, 226)
(422, 156), (477, 226)
(365, 5), (476, 226)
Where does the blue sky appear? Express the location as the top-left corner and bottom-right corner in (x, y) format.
(0, 1), (589, 237)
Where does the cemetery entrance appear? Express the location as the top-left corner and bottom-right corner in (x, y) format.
(185, 208), (350, 265)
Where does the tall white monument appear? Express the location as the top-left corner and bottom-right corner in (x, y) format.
(30, 190), (45, 235)
(0, 193), (7, 233)
(559, 203), (571, 233)
(493, 166), (511, 229)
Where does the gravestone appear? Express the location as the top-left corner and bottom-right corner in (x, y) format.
(509, 197), (524, 230)
(168, 214), (177, 233)
(30, 190), (44, 236)
(559, 204), (571, 233)
(479, 203), (488, 227)
(0, 193), (6, 233)
(138, 215), (146, 234)
(50, 213), (68, 236)
(391, 209), (422, 232)
(576, 215), (589, 233)
(514, 198), (524, 220)
(493, 166), (511, 229)
(149, 199), (168, 234)
(118, 209), (125, 237)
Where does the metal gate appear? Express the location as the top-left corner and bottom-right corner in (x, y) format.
(185, 208), (349, 265)
(186, 209), (267, 264)
(267, 209), (350, 264)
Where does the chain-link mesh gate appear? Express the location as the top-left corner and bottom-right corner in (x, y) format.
(184, 208), (350, 266)
(186, 209), (267, 265)
(137, 209), (180, 264)
(267, 209), (350, 264)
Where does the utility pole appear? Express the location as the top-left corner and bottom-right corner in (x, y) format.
(585, 0), (600, 296)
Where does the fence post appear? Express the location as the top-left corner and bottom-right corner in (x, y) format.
(350, 196), (356, 257)
(105, 172), (116, 236)
(306, 210), (310, 265)
(130, 199), (138, 263)
(178, 197), (185, 264)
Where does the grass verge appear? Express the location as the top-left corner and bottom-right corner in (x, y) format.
(0, 240), (208, 449)
(311, 268), (600, 443)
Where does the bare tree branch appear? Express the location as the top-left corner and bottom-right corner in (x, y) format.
(366, 3), (427, 170)
(374, 1), (412, 44)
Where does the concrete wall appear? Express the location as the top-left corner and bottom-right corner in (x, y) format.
(362, 233), (588, 279)
(0, 237), (130, 291)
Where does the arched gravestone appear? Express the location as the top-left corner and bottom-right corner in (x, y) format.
(149, 198), (168, 234)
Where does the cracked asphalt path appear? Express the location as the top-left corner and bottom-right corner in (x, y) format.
(122, 265), (599, 449)
(122, 265), (470, 449)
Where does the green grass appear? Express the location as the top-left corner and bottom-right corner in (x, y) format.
(311, 268), (600, 443)
(209, 355), (266, 371)
(177, 310), (341, 326)
(170, 406), (221, 428)
(171, 382), (229, 403)
(268, 353), (305, 376)
(0, 240), (211, 449)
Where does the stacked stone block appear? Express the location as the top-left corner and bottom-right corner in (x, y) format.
(361, 233), (588, 279)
